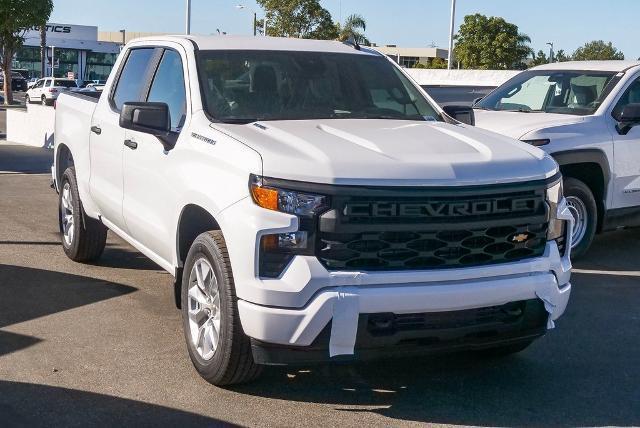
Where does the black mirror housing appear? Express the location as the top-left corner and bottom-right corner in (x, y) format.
(442, 104), (475, 126)
(120, 102), (176, 151)
(615, 103), (640, 135)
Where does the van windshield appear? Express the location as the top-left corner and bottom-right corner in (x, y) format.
(197, 50), (440, 123)
(476, 70), (617, 115)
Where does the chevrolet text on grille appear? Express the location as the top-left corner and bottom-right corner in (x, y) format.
(344, 197), (540, 217)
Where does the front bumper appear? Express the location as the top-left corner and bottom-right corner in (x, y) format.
(220, 196), (574, 362)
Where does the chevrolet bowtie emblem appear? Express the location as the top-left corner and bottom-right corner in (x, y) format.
(512, 233), (530, 243)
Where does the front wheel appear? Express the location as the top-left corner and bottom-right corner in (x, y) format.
(181, 231), (262, 386)
(25, 94), (29, 104)
(59, 167), (107, 262)
(564, 177), (597, 259)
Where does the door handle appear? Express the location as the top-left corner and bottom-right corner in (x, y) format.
(124, 139), (138, 150)
(90, 125), (101, 135)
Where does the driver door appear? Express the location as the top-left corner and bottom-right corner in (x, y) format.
(610, 75), (640, 209)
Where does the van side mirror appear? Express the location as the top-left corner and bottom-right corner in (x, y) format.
(442, 104), (475, 126)
(614, 103), (640, 135)
(120, 102), (176, 150)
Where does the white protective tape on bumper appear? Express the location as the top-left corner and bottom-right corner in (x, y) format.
(329, 286), (359, 357)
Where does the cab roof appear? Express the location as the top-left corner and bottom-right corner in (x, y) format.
(530, 60), (640, 72)
(133, 35), (378, 55)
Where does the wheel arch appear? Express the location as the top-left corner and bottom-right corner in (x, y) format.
(552, 149), (610, 232)
(55, 143), (74, 191)
(174, 204), (222, 308)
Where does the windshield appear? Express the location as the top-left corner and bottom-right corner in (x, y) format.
(477, 70), (617, 115)
(197, 50), (440, 123)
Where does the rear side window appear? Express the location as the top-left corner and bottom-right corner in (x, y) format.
(147, 50), (187, 131)
(112, 48), (155, 110)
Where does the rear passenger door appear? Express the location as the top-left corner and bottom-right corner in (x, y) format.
(89, 47), (157, 232)
(122, 47), (188, 263)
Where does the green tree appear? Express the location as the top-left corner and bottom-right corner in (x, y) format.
(572, 40), (624, 61)
(413, 57), (447, 69)
(530, 49), (548, 66)
(256, 0), (338, 39)
(337, 14), (369, 45)
(0, 0), (53, 104)
(554, 49), (571, 62)
(453, 14), (532, 69)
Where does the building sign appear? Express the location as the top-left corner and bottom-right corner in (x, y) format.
(24, 23), (98, 43)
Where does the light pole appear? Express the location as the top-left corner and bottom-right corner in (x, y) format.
(119, 29), (126, 45)
(447, 0), (456, 69)
(236, 4), (266, 36)
(546, 42), (554, 63)
(186, 0), (192, 35)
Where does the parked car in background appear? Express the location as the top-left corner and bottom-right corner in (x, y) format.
(423, 85), (496, 107)
(27, 78), (39, 89)
(26, 78), (78, 105)
(473, 61), (640, 257)
(0, 71), (28, 91)
(52, 35), (573, 386)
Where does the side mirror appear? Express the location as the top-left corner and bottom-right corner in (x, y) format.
(120, 102), (176, 150)
(442, 104), (475, 126)
(615, 103), (640, 135)
(472, 96), (484, 106)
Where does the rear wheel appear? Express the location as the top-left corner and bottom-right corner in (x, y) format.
(59, 167), (107, 262)
(563, 177), (597, 259)
(41, 95), (47, 106)
(25, 94), (30, 104)
(181, 231), (262, 386)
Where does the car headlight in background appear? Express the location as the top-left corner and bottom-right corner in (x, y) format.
(250, 176), (329, 278)
(546, 179), (565, 241)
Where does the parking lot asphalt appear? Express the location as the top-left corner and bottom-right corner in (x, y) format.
(0, 145), (639, 427)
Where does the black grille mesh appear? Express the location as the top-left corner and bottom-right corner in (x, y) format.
(319, 223), (548, 271)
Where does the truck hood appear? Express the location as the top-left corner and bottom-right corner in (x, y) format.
(212, 119), (558, 186)
(473, 109), (586, 139)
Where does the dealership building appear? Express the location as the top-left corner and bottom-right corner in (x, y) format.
(14, 23), (122, 81)
(372, 45), (449, 68)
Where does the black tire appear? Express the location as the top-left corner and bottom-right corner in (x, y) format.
(181, 231), (262, 386)
(563, 177), (597, 259)
(59, 167), (107, 262)
(25, 94), (29, 104)
(474, 340), (534, 358)
(41, 95), (47, 106)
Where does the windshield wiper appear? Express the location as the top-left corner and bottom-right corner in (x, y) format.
(218, 117), (259, 124)
(501, 109), (544, 113)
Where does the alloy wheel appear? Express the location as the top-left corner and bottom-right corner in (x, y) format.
(566, 195), (588, 248)
(187, 257), (221, 361)
(60, 182), (75, 246)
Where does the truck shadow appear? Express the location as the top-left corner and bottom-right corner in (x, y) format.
(0, 381), (233, 426)
(232, 248), (640, 426)
(0, 264), (136, 357)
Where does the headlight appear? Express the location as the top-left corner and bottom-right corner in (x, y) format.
(546, 179), (564, 241)
(250, 176), (328, 277)
(250, 177), (328, 217)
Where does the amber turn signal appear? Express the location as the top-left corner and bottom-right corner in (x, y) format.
(250, 184), (279, 211)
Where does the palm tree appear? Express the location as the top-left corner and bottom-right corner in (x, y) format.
(337, 14), (369, 46)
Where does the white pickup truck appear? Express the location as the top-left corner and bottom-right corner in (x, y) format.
(52, 35), (573, 386)
(474, 61), (640, 257)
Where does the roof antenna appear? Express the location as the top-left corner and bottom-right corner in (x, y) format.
(343, 36), (361, 51)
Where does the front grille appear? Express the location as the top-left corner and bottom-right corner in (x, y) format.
(319, 223), (547, 270)
(317, 186), (549, 271)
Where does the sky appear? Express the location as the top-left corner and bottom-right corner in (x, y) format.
(50, 0), (640, 60)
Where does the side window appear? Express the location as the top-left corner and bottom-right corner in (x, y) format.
(612, 78), (640, 119)
(147, 49), (187, 131)
(112, 48), (155, 111)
